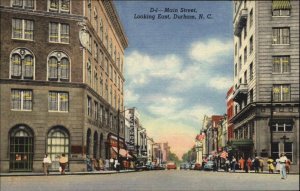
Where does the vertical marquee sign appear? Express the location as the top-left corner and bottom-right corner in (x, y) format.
(127, 110), (135, 151)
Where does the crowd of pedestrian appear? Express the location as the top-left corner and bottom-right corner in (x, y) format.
(209, 152), (291, 180)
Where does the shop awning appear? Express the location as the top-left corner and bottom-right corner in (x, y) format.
(231, 139), (254, 146)
(272, 0), (292, 10)
(112, 147), (132, 158)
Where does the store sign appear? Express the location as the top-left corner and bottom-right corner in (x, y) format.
(128, 112), (135, 151)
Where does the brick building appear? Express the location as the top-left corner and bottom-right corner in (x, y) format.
(0, 0), (128, 172)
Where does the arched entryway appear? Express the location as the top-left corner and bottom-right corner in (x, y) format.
(9, 124), (34, 171)
(46, 126), (70, 170)
(93, 131), (98, 159)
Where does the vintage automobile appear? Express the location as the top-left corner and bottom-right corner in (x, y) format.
(166, 161), (177, 170)
(193, 163), (202, 170)
(203, 161), (214, 171)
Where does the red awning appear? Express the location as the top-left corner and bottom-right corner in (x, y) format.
(112, 147), (132, 158)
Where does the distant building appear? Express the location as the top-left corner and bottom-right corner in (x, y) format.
(231, 0), (299, 172)
(0, 0), (128, 172)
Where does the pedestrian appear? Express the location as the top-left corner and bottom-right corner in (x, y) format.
(42, 154), (51, 176)
(285, 158), (291, 174)
(267, 156), (274, 173)
(253, 157), (260, 173)
(105, 158), (110, 171)
(259, 157), (264, 172)
(275, 158), (281, 172)
(109, 157), (114, 170)
(114, 158), (118, 170)
(59, 153), (68, 175)
(99, 158), (104, 170)
(231, 156), (236, 172)
(225, 158), (230, 172)
(279, 153), (287, 179)
(247, 157), (252, 172)
(238, 157), (245, 171)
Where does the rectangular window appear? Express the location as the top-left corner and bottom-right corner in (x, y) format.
(234, 64), (237, 76)
(49, 22), (69, 43)
(271, 142), (279, 160)
(11, 89), (32, 111)
(249, 89), (253, 103)
(87, 96), (92, 116)
(48, 91), (68, 112)
(272, 0), (291, 17)
(272, 122), (293, 132)
(244, 70), (247, 84)
(94, 101), (98, 120)
(239, 56), (242, 71)
(49, 0), (70, 13)
(249, 36), (253, 54)
(273, 84), (290, 102)
(12, 19), (33, 40)
(235, 43), (237, 56)
(94, 42), (98, 60)
(243, 26), (247, 39)
(272, 28), (290, 44)
(249, 9), (253, 27)
(249, 62), (253, 80)
(284, 142), (293, 162)
(272, 56), (290, 73)
(244, 47), (247, 63)
(12, 0), (34, 9)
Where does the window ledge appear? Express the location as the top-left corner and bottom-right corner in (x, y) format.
(48, 41), (69, 45)
(272, 16), (291, 18)
(272, 44), (290, 46)
(48, 110), (69, 113)
(11, 109), (32, 112)
(12, 38), (34, 42)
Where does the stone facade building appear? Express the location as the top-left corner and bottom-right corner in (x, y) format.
(231, 0), (299, 172)
(0, 0), (128, 172)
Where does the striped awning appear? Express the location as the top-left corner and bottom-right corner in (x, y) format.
(272, 0), (292, 10)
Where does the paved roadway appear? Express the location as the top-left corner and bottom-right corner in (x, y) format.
(0, 170), (299, 191)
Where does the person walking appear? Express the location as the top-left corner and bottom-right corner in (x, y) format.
(253, 157), (260, 173)
(246, 157), (252, 172)
(275, 157), (281, 172)
(43, 154), (51, 176)
(231, 156), (237, 172)
(279, 153), (287, 179)
(109, 157), (114, 170)
(285, 158), (291, 174)
(105, 158), (110, 171)
(59, 153), (68, 175)
(238, 157), (245, 171)
(225, 158), (230, 172)
(259, 157), (264, 172)
(267, 156), (274, 173)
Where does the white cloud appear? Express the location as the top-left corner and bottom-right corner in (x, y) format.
(189, 39), (233, 64)
(208, 76), (233, 91)
(124, 89), (140, 104)
(125, 51), (182, 88)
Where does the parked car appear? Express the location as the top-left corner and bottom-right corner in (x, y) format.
(167, 162), (177, 170)
(153, 164), (165, 170)
(145, 162), (154, 170)
(193, 163), (202, 170)
(189, 163), (195, 170)
(180, 163), (188, 170)
(203, 161), (214, 171)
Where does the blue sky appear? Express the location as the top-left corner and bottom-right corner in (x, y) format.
(115, 1), (233, 158)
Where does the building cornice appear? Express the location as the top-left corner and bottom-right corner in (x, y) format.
(102, 1), (128, 49)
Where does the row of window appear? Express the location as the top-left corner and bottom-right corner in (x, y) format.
(11, 89), (69, 112)
(12, 19), (69, 43)
(12, 0), (71, 13)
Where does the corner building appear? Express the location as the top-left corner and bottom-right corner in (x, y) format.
(231, 0), (299, 172)
(0, 0), (128, 172)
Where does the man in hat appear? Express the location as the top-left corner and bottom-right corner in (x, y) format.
(279, 153), (288, 179)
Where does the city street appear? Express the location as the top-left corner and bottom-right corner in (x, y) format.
(1, 170), (299, 191)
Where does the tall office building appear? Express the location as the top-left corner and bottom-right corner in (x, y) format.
(231, 0), (299, 172)
(0, 0), (128, 172)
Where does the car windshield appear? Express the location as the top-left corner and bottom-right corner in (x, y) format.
(207, 161), (214, 164)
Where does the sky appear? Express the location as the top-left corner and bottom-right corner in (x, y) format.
(115, 1), (234, 159)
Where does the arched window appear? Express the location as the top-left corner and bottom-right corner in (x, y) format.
(47, 126), (69, 170)
(10, 48), (35, 79)
(99, 133), (103, 158)
(86, 128), (91, 156)
(93, 131), (98, 159)
(48, 51), (70, 81)
(9, 125), (34, 171)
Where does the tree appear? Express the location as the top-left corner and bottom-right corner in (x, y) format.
(182, 148), (196, 163)
(168, 151), (180, 164)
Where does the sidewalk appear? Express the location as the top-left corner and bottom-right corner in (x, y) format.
(216, 169), (299, 175)
(0, 169), (136, 177)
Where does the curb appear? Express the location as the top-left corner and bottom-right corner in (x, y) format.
(0, 170), (136, 177)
